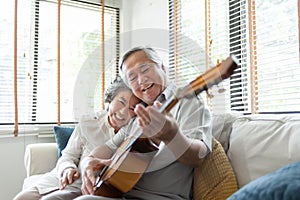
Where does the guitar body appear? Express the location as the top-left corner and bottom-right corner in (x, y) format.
(94, 138), (159, 197)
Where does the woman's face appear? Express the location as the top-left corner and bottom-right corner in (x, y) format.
(108, 89), (140, 131)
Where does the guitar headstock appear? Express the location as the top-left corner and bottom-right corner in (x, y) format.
(177, 55), (239, 99)
(219, 55), (239, 80)
(159, 55), (239, 113)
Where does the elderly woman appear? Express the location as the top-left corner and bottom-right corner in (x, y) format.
(14, 77), (141, 200)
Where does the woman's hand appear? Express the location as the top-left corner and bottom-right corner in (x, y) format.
(59, 168), (80, 190)
(81, 157), (111, 195)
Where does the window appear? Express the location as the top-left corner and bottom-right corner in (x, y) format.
(252, 0), (299, 112)
(169, 0), (300, 114)
(169, 0), (207, 88)
(0, 0), (120, 130)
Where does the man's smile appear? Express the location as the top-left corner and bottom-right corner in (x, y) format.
(141, 83), (154, 92)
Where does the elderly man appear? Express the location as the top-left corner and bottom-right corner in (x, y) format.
(76, 46), (212, 200)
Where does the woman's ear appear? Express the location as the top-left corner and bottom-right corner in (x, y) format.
(161, 64), (166, 72)
(106, 104), (110, 112)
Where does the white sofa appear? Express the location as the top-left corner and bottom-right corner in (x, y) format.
(22, 143), (58, 190)
(22, 112), (300, 196)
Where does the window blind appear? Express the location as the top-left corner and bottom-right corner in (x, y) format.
(169, 0), (300, 114)
(206, 0), (232, 114)
(35, 0), (120, 122)
(0, 0), (33, 125)
(0, 0), (120, 135)
(253, 0), (300, 112)
(169, 0), (207, 88)
(228, 0), (250, 112)
(0, 1), (15, 124)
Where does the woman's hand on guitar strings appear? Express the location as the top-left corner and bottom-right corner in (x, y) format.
(81, 157), (111, 195)
(59, 167), (80, 190)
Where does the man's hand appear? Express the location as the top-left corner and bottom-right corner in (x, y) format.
(81, 157), (111, 195)
(59, 168), (80, 190)
(135, 101), (208, 167)
(134, 101), (179, 144)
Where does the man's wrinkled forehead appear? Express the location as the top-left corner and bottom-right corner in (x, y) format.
(125, 63), (153, 77)
(124, 50), (151, 66)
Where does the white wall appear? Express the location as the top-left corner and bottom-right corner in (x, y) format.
(0, 0), (169, 199)
(120, 0), (169, 65)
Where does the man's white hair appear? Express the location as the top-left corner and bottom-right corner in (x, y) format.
(118, 46), (163, 85)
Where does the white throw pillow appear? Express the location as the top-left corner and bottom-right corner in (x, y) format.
(227, 114), (300, 188)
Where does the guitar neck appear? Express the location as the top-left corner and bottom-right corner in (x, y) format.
(158, 96), (179, 113)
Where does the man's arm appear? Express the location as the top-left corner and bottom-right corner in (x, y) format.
(166, 95), (212, 167)
(163, 128), (208, 167)
(134, 101), (210, 167)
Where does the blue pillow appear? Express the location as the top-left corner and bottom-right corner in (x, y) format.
(53, 126), (74, 158)
(228, 162), (300, 200)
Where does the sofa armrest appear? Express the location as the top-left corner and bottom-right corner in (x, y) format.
(24, 143), (58, 177)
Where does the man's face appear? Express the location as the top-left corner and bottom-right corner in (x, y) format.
(122, 51), (166, 105)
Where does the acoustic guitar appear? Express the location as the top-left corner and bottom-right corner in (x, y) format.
(94, 55), (239, 197)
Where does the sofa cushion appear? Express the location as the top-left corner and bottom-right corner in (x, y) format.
(227, 114), (300, 188)
(193, 137), (238, 200)
(212, 112), (241, 152)
(227, 161), (300, 200)
(53, 126), (74, 157)
(24, 143), (58, 177)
